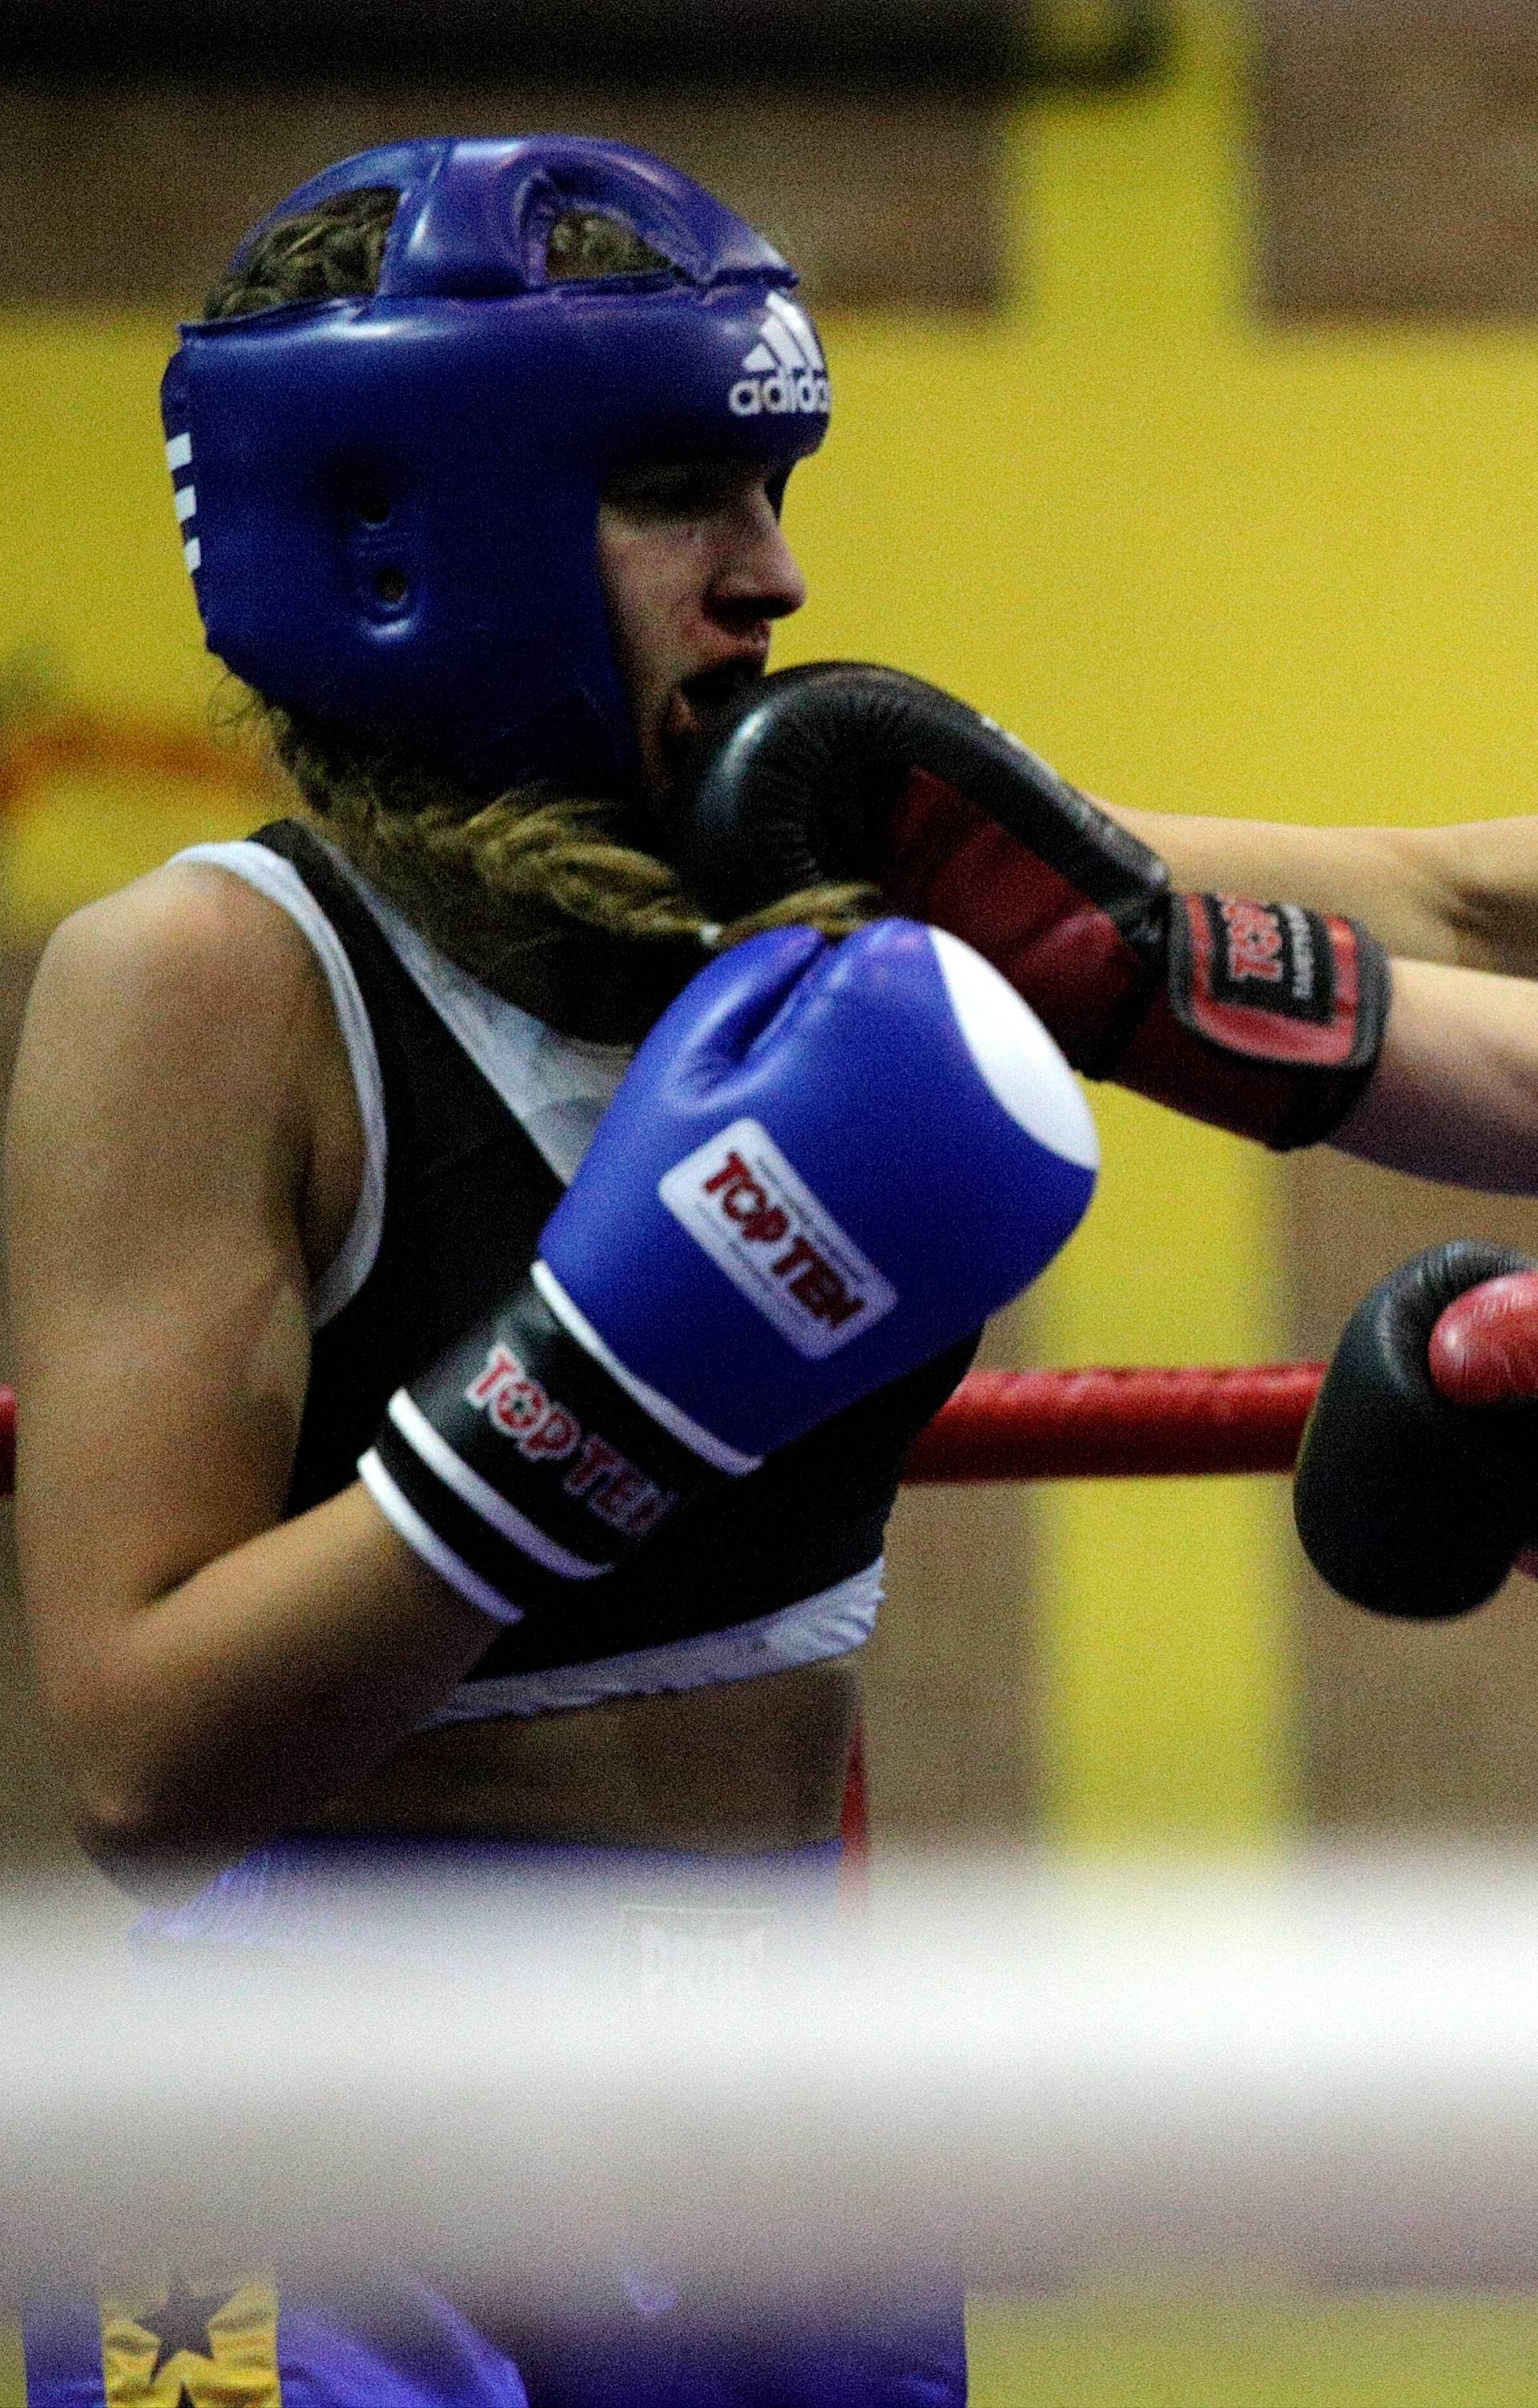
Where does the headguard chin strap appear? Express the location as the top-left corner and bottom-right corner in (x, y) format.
(163, 137), (831, 797)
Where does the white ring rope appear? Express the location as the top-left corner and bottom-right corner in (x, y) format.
(2, 1851), (1536, 2299)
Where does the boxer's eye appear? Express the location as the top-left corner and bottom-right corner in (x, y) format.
(605, 461), (735, 519)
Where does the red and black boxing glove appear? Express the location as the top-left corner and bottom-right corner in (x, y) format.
(675, 662), (1389, 1151)
(1294, 1240), (1538, 1618)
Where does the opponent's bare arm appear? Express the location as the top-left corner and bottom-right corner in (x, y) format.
(6, 866), (494, 1883)
(1331, 955), (1538, 1188)
(1106, 804), (1538, 981)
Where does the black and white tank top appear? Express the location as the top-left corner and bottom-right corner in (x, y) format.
(174, 820), (979, 1723)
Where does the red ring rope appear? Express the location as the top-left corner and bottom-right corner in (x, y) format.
(901, 1362), (1323, 1482)
(0, 1365), (1323, 1502)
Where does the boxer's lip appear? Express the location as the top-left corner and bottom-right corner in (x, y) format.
(663, 655), (769, 763)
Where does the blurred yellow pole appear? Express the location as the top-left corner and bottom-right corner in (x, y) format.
(1021, 4), (1294, 1850)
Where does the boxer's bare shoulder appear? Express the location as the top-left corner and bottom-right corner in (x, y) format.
(10, 857), (363, 1298)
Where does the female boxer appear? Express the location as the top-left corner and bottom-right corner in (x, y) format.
(6, 140), (1065, 2408)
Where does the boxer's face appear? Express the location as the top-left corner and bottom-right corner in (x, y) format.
(598, 456), (807, 802)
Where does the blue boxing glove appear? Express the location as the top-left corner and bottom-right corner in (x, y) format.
(360, 918), (1096, 1622)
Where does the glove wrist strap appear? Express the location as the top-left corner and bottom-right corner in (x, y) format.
(363, 1273), (719, 1618)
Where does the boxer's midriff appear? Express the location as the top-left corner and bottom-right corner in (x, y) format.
(297, 1656), (860, 1854)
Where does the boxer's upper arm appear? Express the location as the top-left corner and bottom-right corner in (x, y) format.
(6, 866), (497, 1871)
(6, 865), (319, 1716)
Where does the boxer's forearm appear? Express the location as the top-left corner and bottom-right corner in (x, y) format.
(1334, 957), (1538, 1191)
(38, 1487), (497, 1895)
(1106, 805), (1538, 979)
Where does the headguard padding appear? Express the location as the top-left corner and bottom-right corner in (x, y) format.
(163, 138), (830, 795)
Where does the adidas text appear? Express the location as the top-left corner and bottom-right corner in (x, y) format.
(729, 366), (831, 419)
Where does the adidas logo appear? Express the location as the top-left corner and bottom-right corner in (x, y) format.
(729, 291), (830, 420)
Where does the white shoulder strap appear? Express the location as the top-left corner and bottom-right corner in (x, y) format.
(171, 840), (387, 1329)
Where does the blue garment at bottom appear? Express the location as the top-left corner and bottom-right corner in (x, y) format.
(22, 1833), (966, 2408)
(505, 2289), (969, 2408)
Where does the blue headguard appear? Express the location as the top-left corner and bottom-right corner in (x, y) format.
(162, 138), (831, 796)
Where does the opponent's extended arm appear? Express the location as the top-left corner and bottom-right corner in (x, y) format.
(362, 917), (1097, 1618)
(1107, 806), (1538, 983)
(1329, 955), (1538, 1191)
(1294, 1243), (1538, 1618)
(677, 664), (1388, 1152)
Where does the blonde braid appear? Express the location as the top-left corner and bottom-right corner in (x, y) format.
(268, 706), (877, 1036)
